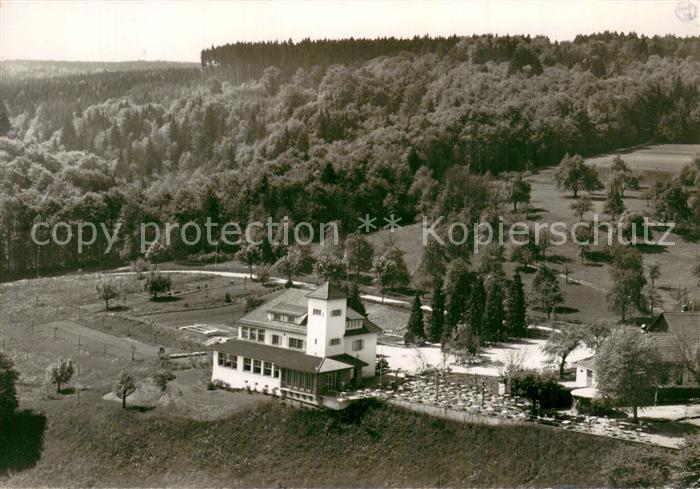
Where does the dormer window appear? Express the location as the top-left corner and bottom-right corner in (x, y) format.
(346, 319), (363, 330)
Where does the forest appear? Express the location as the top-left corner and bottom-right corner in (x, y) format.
(1, 32), (699, 279)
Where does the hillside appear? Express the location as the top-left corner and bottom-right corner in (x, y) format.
(2, 399), (672, 487)
(1, 33), (699, 280)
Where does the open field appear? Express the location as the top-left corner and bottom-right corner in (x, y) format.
(362, 144), (700, 325)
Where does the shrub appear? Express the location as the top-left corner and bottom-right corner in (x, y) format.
(510, 369), (572, 412)
(154, 369), (175, 391)
(245, 296), (265, 312)
(224, 292), (232, 303)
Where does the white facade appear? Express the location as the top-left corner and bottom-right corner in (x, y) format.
(212, 352), (281, 393)
(211, 283), (381, 403)
(306, 297), (347, 357)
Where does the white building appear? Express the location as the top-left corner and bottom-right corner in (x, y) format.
(211, 282), (381, 407)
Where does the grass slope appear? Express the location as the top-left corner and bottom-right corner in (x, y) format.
(3, 400), (671, 488)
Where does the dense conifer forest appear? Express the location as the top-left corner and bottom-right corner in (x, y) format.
(1, 33), (699, 278)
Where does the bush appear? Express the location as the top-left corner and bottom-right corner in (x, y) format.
(510, 369), (572, 412)
(245, 296), (265, 312)
(154, 369), (175, 391)
(224, 292), (232, 303)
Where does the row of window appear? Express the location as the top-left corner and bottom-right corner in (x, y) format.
(241, 327), (265, 342)
(240, 326), (305, 350)
(311, 308), (343, 317)
(267, 312), (302, 324)
(217, 352), (280, 378)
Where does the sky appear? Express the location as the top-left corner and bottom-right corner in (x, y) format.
(1, 0), (698, 62)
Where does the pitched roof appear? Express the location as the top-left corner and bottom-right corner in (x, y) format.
(307, 282), (347, 300)
(214, 339), (355, 374)
(329, 354), (369, 368)
(647, 312), (700, 362)
(239, 288), (310, 330)
(576, 355), (596, 370)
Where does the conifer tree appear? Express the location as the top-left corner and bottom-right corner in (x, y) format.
(505, 273), (528, 338)
(483, 280), (505, 342)
(406, 293), (426, 343)
(346, 282), (367, 317)
(428, 278), (445, 343)
(466, 276), (486, 338)
(444, 258), (471, 338)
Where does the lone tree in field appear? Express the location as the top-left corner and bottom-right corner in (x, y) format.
(530, 266), (564, 319)
(607, 246), (647, 322)
(543, 324), (585, 378)
(0, 352), (19, 419)
(405, 294), (426, 344)
(114, 370), (137, 409)
(46, 358), (75, 393)
(608, 155), (640, 198)
(595, 327), (663, 423)
(506, 172), (531, 212)
(96, 279), (120, 310)
(428, 278), (446, 343)
(604, 186), (625, 221)
(554, 153), (603, 198)
(146, 272), (171, 299)
(505, 273), (528, 338)
(570, 195), (593, 220)
(236, 243), (262, 279)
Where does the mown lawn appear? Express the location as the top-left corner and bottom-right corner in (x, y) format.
(2, 399), (673, 488)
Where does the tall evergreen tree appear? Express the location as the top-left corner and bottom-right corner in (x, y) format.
(466, 276), (486, 338)
(483, 280), (505, 342)
(444, 258), (471, 338)
(428, 278), (445, 343)
(406, 293), (426, 343)
(505, 273), (528, 338)
(346, 282), (366, 317)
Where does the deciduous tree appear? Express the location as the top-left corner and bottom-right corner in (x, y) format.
(595, 328), (663, 422)
(114, 370), (137, 409)
(554, 154), (603, 198)
(530, 266), (564, 319)
(146, 272), (171, 299)
(46, 358), (75, 393)
(96, 279), (120, 310)
(543, 324), (585, 378)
